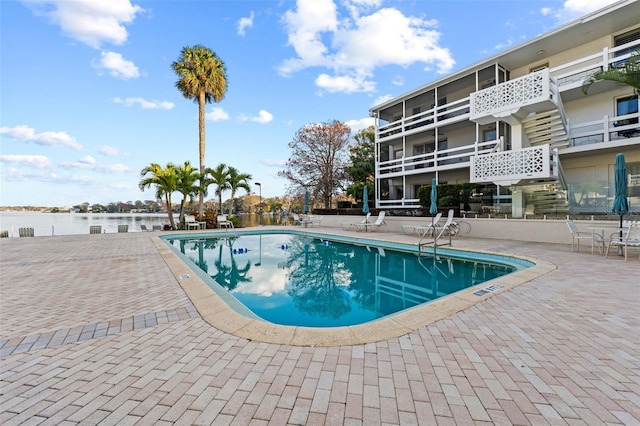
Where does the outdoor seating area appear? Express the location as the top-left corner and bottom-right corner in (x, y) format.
(341, 212), (370, 230)
(292, 213), (322, 227)
(354, 211), (386, 232)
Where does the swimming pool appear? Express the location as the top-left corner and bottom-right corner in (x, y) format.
(165, 231), (530, 328)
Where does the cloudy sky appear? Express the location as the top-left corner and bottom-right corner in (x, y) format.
(0, 0), (620, 207)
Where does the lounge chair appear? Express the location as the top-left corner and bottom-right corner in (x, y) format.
(421, 209), (455, 243)
(605, 223), (640, 261)
(89, 225), (101, 234)
(566, 220), (604, 254)
(152, 225), (162, 231)
(292, 213), (312, 227)
(403, 212), (442, 236)
(217, 215), (234, 229)
(117, 224), (128, 233)
(341, 213), (371, 230)
(0, 230), (8, 238)
(184, 215), (200, 230)
(140, 225), (150, 232)
(356, 211), (386, 231)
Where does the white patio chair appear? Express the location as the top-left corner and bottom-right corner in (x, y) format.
(404, 212), (443, 236)
(358, 211), (386, 231)
(217, 215), (234, 229)
(605, 223), (640, 261)
(566, 220), (604, 254)
(184, 215), (200, 230)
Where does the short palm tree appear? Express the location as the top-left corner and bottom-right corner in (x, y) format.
(227, 166), (252, 215)
(582, 50), (640, 95)
(172, 45), (228, 220)
(139, 163), (179, 228)
(176, 161), (201, 225)
(204, 163), (230, 214)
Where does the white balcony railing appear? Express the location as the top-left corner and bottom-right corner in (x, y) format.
(470, 144), (559, 185)
(469, 69), (556, 123)
(376, 140), (497, 178)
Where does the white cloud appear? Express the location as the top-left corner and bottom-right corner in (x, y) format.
(372, 94), (393, 106)
(392, 75), (404, 86)
(205, 107), (230, 121)
(24, 0), (143, 49)
(0, 154), (52, 168)
(241, 110), (274, 124)
(94, 51), (140, 79)
(113, 97), (174, 110)
(345, 117), (375, 134)
(79, 155), (96, 165)
(237, 11), (254, 36)
(543, 0), (619, 23)
(98, 145), (120, 156)
(315, 73), (375, 93)
(0, 125), (82, 150)
(279, 0), (455, 94)
(60, 158), (133, 173)
(261, 159), (287, 167)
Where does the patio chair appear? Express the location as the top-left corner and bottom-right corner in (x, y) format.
(356, 211), (386, 231)
(292, 213), (312, 227)
(184, 215), (200, 230)
(89, 225), (101, 234)
(152, 225), (162, 231)
(0, 230), (8, 238)
(403, 212), (442, 236)
(341, 213), (371, 230)
(605, 223), (640, 261)
(566, 220), (604, 253)
(140, 225), (150, 232)
(217, 215), (234, 229)
(117, 224), (128, 233)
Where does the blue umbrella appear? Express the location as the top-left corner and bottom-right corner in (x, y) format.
(612, 153), (629, 252)
(362, 185), (370, 215)
(429, 178), (438, 215)
(304, 190), (309, 214)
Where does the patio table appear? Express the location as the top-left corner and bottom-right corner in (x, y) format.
(588, 225), (628, 255)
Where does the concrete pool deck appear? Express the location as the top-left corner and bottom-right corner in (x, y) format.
(1, 228), (638, 424)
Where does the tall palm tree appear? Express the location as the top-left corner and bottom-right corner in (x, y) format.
(582, 50), (640, 95)
(139, 163), (179, 228)
(227, 166), (252, 215)
(204, 163), (230, 213)
(176, 161), (200, 224)
(172, 45), (228, 220)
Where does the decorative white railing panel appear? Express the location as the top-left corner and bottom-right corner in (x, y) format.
(470, 69), (550, 121)
(470, 145), (555, 184)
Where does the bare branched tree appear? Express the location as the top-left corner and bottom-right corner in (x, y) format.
(278, 120), (351, 208)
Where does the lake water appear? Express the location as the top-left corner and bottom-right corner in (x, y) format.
(0, 212), (287, 237)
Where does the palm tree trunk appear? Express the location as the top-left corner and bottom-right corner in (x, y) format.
(198, 90), (206, 220)
(166, 194), (175, 229)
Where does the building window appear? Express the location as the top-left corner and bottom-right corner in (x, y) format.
(614, 28), (640, 57)
(530, 63), (548, 73)
(616, 95), (639, 137)
(482, 128), (497, 141)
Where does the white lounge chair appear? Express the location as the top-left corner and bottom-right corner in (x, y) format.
(184, 215), (200, 230)
(292, 213), (312, 227)
(605, 223), (640, 261)
(342, 213), (371, 230)
(566, 220), (604, 254)
(217, 215), (234, 229)
(356, 211), (386, 231)
(403, 212), (442, 236)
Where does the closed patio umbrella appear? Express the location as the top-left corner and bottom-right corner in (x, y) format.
(429, 178), (438, 227)
(612, 153), (629, 253)
(304, 190), (309, 214)
(362, 185), (370, 215)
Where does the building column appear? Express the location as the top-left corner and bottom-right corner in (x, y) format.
(512, 188), (525, 218)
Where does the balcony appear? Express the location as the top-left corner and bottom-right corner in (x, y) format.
(470, 69), (561, 125)
(470, 144), (560, 186)
(377, 140), (497, 178)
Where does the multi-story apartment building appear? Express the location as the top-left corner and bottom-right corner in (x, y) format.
(369, 0), (639, 217)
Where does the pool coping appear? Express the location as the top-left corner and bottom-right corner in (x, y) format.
(151, 228), (556, 347)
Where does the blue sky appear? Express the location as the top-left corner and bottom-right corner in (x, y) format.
(0, 0), (619, 207)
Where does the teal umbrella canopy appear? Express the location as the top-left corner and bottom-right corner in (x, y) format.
(304, 190), (309, 214)
(429, 178), (438, 215)
(362, 185), (370, 214)
(612, 153), (629, 216)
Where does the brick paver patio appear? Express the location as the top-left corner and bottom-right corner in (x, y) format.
(1, 229), (638, 425)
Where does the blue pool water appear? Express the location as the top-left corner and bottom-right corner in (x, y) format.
(166, 233), (524, 327)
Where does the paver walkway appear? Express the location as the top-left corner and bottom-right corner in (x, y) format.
(1, 229), (638, 425)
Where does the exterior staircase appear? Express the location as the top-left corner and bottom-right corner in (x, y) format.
(522, 109), (569, 148)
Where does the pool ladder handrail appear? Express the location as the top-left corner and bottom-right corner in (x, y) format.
(418, 221), (453, 253)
